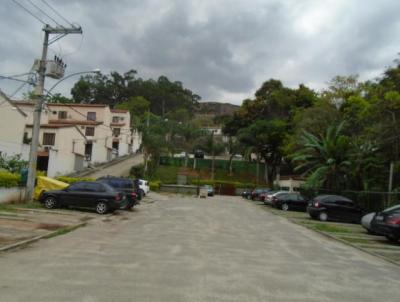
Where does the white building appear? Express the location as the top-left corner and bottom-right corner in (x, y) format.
(0, 91), (141, 177)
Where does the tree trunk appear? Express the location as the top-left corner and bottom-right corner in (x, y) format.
(211, 153), (215, 180)
(228, 154), (234, 176)
(256, 154), (260, 185)
(264, 161), (269, 184)
(184, 153), (188, 167)
(193, 157), (197, 170)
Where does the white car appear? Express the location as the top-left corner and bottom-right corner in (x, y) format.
(138, 179), (150, 195)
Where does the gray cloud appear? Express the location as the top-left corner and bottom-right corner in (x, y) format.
(1, 0), (400, 104)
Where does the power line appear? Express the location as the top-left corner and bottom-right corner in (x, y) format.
(11, 0), (46, 25)
(26, 0), (64, 28)
(40, 0), (74, 27)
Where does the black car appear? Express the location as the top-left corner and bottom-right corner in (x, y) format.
(39, 181), (124, 214)
(251, 188), (270, 200)
(242, 189), (253, 199)
(370, 204), (400, 242)
(97, 176), (140, 209)
(194, 149), (205, 159)
(271, 192), (308, 211)
(307, 195), (362, 223)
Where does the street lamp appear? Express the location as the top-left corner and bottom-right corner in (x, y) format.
(25, 69), (101, 202)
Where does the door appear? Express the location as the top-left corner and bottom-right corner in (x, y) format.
(62, 182), (87, 207)
(82, 183), (106, 208)
(336, 200), (359, 222)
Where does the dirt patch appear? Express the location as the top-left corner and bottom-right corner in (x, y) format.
(35, 223), (64, 231)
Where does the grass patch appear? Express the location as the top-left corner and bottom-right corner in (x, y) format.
(310, 223), (353, 233)
(44, 223), (86, 239)
(149, 165), (180, 184)
(0, 201), (43, 212)
(338, 236), (378, 244)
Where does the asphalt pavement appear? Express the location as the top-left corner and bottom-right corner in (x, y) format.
(0, 194), (399, 301)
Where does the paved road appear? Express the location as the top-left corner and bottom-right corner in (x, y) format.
(85, 154), (143, 178)
(1, 194), (399, 302)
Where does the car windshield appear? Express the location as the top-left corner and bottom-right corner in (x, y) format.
(383, 204), (400, 213)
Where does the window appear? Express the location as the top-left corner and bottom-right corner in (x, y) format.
(87, 112), (96, 121)
(113, 128), (121, 137)
(85, 127), (95, 136)
(112, 116), (120, 123)
(58, 111), (67, 119)
(43, 133), (55, 146)
(23, 132), (31, 144)
(85, 183), (104, 192)
(68, 182), (86, 192)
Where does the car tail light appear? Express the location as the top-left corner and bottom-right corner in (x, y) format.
(131, 192), (137, 198)
(115, 193), (122, 201)
(387, 216), (400, 225)
(314, 201), (320, 208)
(272, 196), (277, 203)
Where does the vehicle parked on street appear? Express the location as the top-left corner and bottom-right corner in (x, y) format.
(307, 195), (362, 223)
(251, 187), (270, 200)
(137, 179), (150, 196)
(202, 185), (214, 196)
(262, 190), (282, 204)
(39, 181), (124, 214)
(241, 189), (254, 199)
(194, 149), (205, 159)
(370, 204), (400, 242)
(96, 176), (139, 209)
(361, 212), (378, 234)
(270, 192), (308, 211)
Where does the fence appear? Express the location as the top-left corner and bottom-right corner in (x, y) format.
(300, 187), (400, 213)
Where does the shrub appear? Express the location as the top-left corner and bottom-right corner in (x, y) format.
(190, 179), (254, 188)
(0, 154), (27, 173)
(0, 171), (21, 188)
(149, 180), (162, 191)
(55, 176), (95, 184)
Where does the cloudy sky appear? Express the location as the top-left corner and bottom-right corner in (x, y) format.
(1, 0), (400, 104)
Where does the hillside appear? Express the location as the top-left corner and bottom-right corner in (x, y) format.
(196, 101), (239, 116)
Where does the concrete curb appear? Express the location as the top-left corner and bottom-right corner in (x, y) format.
(0, 222), (87, 253)
(248, 199), (400, 267)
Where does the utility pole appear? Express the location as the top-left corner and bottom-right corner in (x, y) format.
(25, 24), (82, 202)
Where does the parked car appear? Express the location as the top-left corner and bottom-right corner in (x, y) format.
(370, 204), (400, 242)
(242, 189), (253, 199)
(194, 149), (205, 159)
(202, 185), (214, 196)
(262, 190), (282, 204)
(96, 176), (139, 209)
(361, 212), (378, 234)
(133, 179), (150, 197)
(270, 192), (308, 211)
(251, 188), (270, 200)
(307, 195), (362, 223)
(39, 181), (125, 214)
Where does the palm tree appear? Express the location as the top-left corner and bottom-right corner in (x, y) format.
(291, 122), (351, 191)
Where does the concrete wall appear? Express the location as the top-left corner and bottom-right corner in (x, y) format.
(48, 104), (108, 123)
(0, 187), (26, 204)
(0, 96), (29, 159)
(160, 184), (198, 195)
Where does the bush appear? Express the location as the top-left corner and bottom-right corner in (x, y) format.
(190, 179), (254, 188)
(0, 154), (27, 173)
(0, 171), (21, 188)
(55, 176), (95, 184)
(149, 180), (162, 191)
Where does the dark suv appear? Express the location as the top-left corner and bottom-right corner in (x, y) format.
(97, 176), (140, 209)
(39, 181), (124, 214)
(307, 195), (362, 223)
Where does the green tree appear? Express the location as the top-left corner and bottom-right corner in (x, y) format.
(291, 122), (352, 191)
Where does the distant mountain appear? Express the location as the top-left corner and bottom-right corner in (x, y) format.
(196, 101), (239, 116)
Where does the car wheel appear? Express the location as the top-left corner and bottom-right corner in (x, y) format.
(44, 196), (57, 209)
(96, 201), (109, 214)
(385, 234), (400, 243)
(281, 203), (289, 211)
(319, 212), (328, 221)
